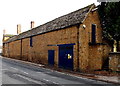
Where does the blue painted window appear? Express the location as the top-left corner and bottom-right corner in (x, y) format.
(30, 37), (33, 47)
(92, 24), (96, 44)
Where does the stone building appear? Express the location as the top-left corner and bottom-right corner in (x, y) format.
(2, 4), (112, 71)
(3, 29), (14, 42)
(3, 34), (14, 42)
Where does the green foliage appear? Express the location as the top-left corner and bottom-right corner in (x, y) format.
(4, 34), (14, 37)
(98, 2), (120, 41)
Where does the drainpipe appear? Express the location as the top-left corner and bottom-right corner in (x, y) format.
(76, 24), (80, 71)
(8, 43), (10, 57)
(20, 39), (22, 60)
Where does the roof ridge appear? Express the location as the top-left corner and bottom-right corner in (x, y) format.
(37, 3), (95, 28)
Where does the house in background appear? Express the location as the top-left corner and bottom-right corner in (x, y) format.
(2, 4), (112, 72)
(3, 32), (14, 43)
(3, 24), (21, 43)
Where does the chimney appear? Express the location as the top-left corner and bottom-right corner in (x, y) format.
(31, 21), (34, 29)
(3, 29), (6, 35)
(3, 29), (6, 42)
(17, 24), (21, 35)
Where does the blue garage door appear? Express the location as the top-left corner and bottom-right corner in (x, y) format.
(59, 45), (73, 70)
(48, 50), (54, 65)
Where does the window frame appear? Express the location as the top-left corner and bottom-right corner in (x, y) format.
(91, 24), (96, 44)
(30, 36), (33, 47)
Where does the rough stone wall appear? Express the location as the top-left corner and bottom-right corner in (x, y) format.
(78, 9), (110, 71)
(28, 26), (78, 70)
(88, 10), (103, 70)
(9, 40), (21, 59)
(2, 44), (5, 56)
(2, 24), (78, 71)
(79, 10), (100, 71)
(22, 38), (30, 61)
(3, 43), (9, 57)
(79, 21), (89, 71)
(89, 45), (103, 70)
(102, 40), (112, 67)
(2, 9), (112, 71)
(109, 52), (120, 71)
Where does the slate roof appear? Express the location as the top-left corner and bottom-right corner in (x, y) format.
(4, 4), (94, 43)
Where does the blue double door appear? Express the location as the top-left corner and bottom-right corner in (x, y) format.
(59, 45), (73, 70)
(48, 50), (55, 65)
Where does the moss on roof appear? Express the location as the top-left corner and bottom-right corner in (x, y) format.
(3, 34), (14, 37)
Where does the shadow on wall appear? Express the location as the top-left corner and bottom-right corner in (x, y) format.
(0, 49), (2, 55)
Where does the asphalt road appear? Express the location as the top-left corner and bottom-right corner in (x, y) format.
(1, 56), (119, 86)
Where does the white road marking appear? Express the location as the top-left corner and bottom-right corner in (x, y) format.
(10, 67), (18, 70)
(14, 74), (43, 84)
(52, 81), (59, 85)
(38, 64), (44, 66)
(43, 79), (50, 82)
(10, 67), (29, 74)
(23, 71), (29, 75)
(18, 70), (29, 75)
(43, 79), (60, 85)
(39, 67), (97, 83)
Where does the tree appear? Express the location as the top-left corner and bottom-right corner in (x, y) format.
(98, 2), (120, 51)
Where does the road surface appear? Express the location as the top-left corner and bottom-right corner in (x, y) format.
(1, 56), (119, 86)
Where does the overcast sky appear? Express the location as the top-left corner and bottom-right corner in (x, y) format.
(0, 0), (100, 46)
